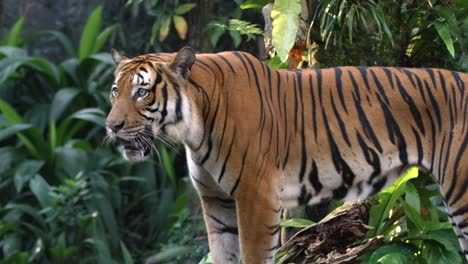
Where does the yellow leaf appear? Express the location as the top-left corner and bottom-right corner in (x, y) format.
(173, 16), (188, 40)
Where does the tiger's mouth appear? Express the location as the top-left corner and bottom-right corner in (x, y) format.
(118, 137), (153, 161)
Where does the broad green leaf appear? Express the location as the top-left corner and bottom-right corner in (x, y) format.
(7, 203), (46, 229)
(93, 25), (116, 54)
(377, 252), (411, 264)
(0, 124), (32, 142)
(368, 167), (419, 237)
(120, 241), (134, 264)
(79, 6), (103, 60)
(0, 46), (28, 57)
(25, 58), (61, 86)
(421, 240), (462, 263)
(271, 0), (302, 62)
(175, 3), (197, 15)
(0, 99), (49, 159)
(35, 30), (75, 57)
(14, 160), (44, 192)
(173, 16), (188, 40)
(50, 88), (81, 121)
(161, 146), (176, 186)
(1, 251), (28, 264)
(434, 22), (455, 58)
(145, 245), (194, 263)
(368, 244), (414, 264)
(159, 16), (171, 42)
(240, 0), (271, 11)
(419, 229), (462, 252)
(280, 218), (314, 228)
(229, 31), (242, 48)
(29, 175), (51, 207)
(69, 108), (106, 127)
(402, 201), (424, 234)
(7, 17), (25, 47)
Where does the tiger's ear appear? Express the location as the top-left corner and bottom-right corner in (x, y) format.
(111, 49), (129, 64)
(169, 46), (196, 80)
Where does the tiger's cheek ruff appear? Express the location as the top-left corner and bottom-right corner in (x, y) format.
(107, 48), (468, 263)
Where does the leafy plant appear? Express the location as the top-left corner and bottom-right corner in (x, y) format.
(0, 7), (202, 263)
(361, 168), (463, 263)
(124, 0), (197, 44)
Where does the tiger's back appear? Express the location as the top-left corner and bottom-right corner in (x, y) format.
(105, 48), (468, 263)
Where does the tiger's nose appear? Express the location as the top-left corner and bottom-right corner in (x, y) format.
(106, 119), (125, 133)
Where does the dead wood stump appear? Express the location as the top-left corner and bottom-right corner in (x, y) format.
(277, 200), (384, 264)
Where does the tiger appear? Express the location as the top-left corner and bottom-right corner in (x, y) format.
(105, 46), (468, 263)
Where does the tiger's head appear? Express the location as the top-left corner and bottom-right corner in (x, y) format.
(105, 47), (196, 161)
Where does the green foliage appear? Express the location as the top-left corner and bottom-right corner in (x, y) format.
(124, 1), (196, 44)
(271, 0), (302, 62)
(361, 168), (463, 263)
(280, 218), (314, 228)
(212, 19), (264, 41)
(311, 0), (393, 49)
(0, 8), (204, 263)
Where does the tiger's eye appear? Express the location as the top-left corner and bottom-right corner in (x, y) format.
(138, 89), (148, 97)
(111, 87), (118, 97)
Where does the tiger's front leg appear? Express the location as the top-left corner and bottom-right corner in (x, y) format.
(188, 159), (241, 263)
(235, 169), (283, 264)
(200, 195), (240, 263)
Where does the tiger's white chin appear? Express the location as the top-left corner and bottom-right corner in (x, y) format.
(123, 148), (151, 162)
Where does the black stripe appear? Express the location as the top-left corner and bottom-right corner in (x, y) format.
(200, 89), (221, 165)
(382, 68), (396, 90)
(436, 70), (449, 102)
(447, 133), (467, 205)
(308, 74), (318, 144)
(322, 111), (355, 188)
(317, 69), (323, 104)
(230, 144), (249, 196)
(424, 79), (442, 131)
(190, 172), (209, 188)
(297, 71), (307, 183)
(452, 204), (468, 217)
(369, 69), (390, 104)
(308, 161), (322, 193)
(411, 126), (424, 165)
(375, 93), (408, 165)
(352, 90), (383, 153)
(356, 132), (381, 185)
(208, 214), (238, 235)
(217, 54), (237, 76)
(330, 90), (351, 147)
(218, 129), (236, 183)
(158, 84), (168, 124)
(335, 68), (348, 113)
(395, 74), (425, 135)
(137, 111), (154, 122)
(298, 185), (312, 205)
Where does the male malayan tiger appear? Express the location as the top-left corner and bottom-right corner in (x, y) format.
(105, 46), (468, 263)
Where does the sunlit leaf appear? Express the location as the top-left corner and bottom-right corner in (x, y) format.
(7, 17), (25, 47)
(280, 218), (314, 228)
(271, 0), (302, 62)
(79, 6), (103, 60)
(173, 16), (188, 40)
(93, 25), (116, 54)
(434, 22), (455, 58)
